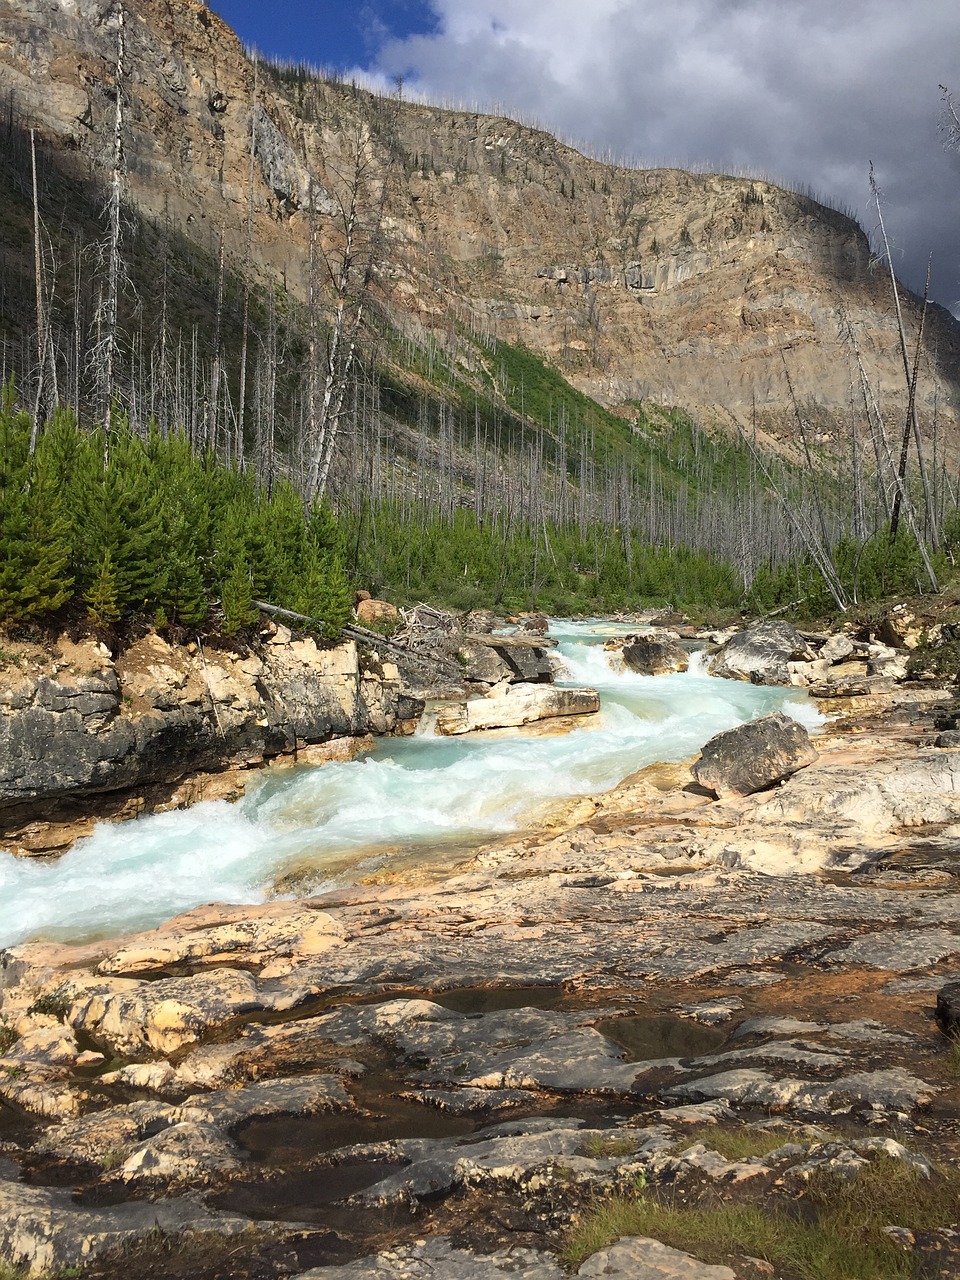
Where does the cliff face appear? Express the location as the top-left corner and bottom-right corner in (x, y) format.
(0, 630), (421, 856)
(2, 0), (958, 443)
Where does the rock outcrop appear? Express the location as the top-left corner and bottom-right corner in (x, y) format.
(621, 632), (689, 676)
(3, 681), (960, 1276)
(435, 683), (599, 735)
(692, 712), (819, 798)
(1, 0), (957, 451)
(0, 629), (423, 856)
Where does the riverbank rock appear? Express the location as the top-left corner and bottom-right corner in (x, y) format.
(708, 622), (814, 685)
(621, 632), (689, 676)
(0, 632), (423, 857)
(692, 712), (819, 798)
(435, 683), (600, 735)
(393, 606), (556, 697)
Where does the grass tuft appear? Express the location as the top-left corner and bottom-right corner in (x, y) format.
(676, 1125), (808, 1161)
(577, 1133), (639, 1160)
(563, 1154), (960, 1279)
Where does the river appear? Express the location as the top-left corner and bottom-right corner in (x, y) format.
(0, 621), (819, 948)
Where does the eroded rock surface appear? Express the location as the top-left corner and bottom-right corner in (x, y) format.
(0, 632), (422, 856)
(2, 674), (960, 1278)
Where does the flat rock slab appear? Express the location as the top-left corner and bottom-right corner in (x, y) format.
(295, 1235), (735, 1279)
(823, 929), (960, 971)
(295, 1238), (564, 1278)
(436, 684), (599, 735)
(0, 1180), (252, 1276)
(579, 1236), (736, 1278)
(663, 1066), (936, 1113)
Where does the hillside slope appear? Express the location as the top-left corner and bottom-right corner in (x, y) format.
(2, 0), (958, 454)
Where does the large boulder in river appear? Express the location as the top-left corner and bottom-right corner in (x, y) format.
(708, 622), (814, 686)
(692, 712), (819, 798)
(621, 632), (689, 676)
(435, 683), (599, 735)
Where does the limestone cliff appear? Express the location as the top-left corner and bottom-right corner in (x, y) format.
(2, 0), (958, 446)
(0, 628), (422, 856)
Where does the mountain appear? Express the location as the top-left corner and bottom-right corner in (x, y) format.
(1, 0), (957, 509)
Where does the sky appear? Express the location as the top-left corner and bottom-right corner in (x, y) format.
(210, 0), (960, 313)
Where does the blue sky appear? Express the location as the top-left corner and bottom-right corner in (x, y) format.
(209, 1), (438, 71)
(209, 1), (960, 310)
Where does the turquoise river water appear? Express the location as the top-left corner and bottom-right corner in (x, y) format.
(0, 620), (819, 948)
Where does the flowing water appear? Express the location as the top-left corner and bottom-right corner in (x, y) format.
(0, 621), (820, 947)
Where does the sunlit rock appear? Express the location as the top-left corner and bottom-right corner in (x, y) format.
(435, 684), (599, 735)
(692, 712), (819, 798)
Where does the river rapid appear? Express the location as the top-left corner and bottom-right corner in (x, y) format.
(0, 621), (820, 948)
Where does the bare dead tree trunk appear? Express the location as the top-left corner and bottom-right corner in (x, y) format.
(29, 127), (44, 447)
(871, 169), (938, 555)
(100, 3), (125, 444)
(306, 125), (384, 507)
(238, 59), (257, 470)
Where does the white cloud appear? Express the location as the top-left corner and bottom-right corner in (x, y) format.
(362, 0), (960, 309)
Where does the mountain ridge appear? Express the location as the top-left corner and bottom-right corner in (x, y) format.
(2, 0), (958, 459)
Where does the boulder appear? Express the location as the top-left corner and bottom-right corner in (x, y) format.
(692, 712), (819, 798)
(708, 622), (814, 686)
(621, 632), (689, 676)
(820, 633), (855, 663)
(355, 598), (399, 627)
(435, 684), (599, 735)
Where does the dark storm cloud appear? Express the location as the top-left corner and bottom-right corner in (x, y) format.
(360, 0), (960, 309)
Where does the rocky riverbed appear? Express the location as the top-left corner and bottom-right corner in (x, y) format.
(4, 614), (960, 1278)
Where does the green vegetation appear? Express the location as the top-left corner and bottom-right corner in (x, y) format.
(577, 1133), (640, 1159)
(345, 501), (743, 616)
(676, 1125), (808, 1161)
(563, 1155), (960, 1278)
(0, 392), (351, 638)
(939, 1031), (960, 1080)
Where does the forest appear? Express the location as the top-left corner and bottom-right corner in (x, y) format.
(1, 53), (957, 639)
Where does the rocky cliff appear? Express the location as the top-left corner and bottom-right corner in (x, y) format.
(2, 0), (958, 447)
(0, 627), (422, 857)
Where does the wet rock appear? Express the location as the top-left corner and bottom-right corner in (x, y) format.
(692, 713), (819, 798)
(708, 622), (813, 685)
(0, 1180), (252, 1276)
(37, 1076), (353, 1180)
(621, 633), (689, 676)
(401, 1087), (536, 1113)
(436, 684), (599, 735)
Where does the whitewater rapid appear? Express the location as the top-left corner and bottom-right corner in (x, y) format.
(0, 621), (821, 947)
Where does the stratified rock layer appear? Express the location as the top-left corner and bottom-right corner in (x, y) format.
(0, 630), (422, 855)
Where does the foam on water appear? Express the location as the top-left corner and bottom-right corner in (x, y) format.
(0, 621), (822, 947)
